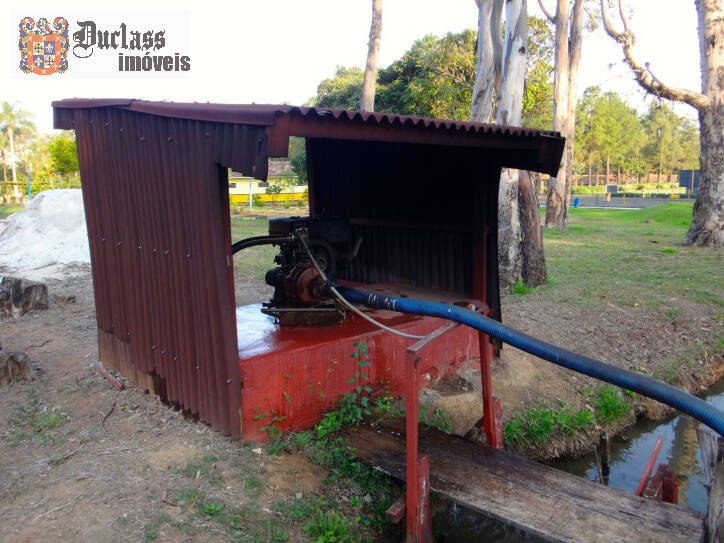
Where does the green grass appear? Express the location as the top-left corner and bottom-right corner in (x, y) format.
(230, 216), (278, 280)
(503, 401), (595, 447)
(533, 204), (724, 313)
(595, 385), (630, 423)
(0, 204), (23, 219)
(418, 400), (453, 433)
(6, 388), (68, 446)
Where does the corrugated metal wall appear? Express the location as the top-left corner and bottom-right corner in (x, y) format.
(63, 106), (266, 438)
(306, 138), (501, 317)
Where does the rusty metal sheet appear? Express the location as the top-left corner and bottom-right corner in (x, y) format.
(61, 105), (245, 438)
(52, 99), (565, 176)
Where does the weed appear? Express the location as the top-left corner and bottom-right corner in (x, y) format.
(144, 514), (170, 542)
(202, 500), (225, 516)
(173, 487), (206, 510)
(373, 393), (404, 419)
(418, 400), (453, 434)
(658, 248), (680, 254)
(503, 401), (594, 447)
(667, 307), (681, 320)
(503, 418), (524, 446)
(511, 279), (536, 295)
(178, 455), (222, 485)
(596, 385), (630, 423)
(525, 408), (555, 443)
(305, 510), (355, 543)
(7, 388), (67, 445)
(316, 342), (373, 439)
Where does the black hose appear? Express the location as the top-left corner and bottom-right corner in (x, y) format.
(338, 286), (724, 436)
(231, 235), (289, 254)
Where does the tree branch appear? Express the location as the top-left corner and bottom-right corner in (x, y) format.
(600, 0), (709, 110)
(537, 0), (556, 23)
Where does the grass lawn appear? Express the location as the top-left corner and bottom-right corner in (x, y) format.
(526, 204), (723, 316)
(230, 216), (278, 280)
(0, 204), (24, 220)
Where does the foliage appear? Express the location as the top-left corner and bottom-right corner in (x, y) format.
(304, 510), (356, 543)
(596, 385), (630, 423)
(47, 133), (79, 177)
(289, 136), (307, 182)
(574, 88), (700, 182)
(418, 400), (453, 433)
(315, 66), (365, 110)
(310, 19), (554, 126)
(503, 401), (595, 447)
(316, 342), (372, 438)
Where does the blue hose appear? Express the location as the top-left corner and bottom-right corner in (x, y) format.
(338, 286), (724, 436)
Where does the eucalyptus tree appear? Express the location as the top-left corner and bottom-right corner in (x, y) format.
(360, 0), (383, 111)
(601, 0), (723, 246)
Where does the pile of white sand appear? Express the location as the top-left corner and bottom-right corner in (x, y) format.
(0, 189), (90, 279)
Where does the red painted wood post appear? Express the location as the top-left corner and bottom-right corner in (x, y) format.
(661, 466), (679, 504)
(416, 455), (433, 543)
(406, 350), (421, 541)
(479, 333), (503, 448)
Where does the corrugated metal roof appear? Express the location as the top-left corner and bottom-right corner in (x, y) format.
(52, 99), (565, 176)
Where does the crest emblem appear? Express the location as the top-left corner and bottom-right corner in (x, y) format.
(19, 17), (69, 75)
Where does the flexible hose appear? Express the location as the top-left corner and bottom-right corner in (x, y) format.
(231, 235), (290, 255)
(338, 286), (724, 436)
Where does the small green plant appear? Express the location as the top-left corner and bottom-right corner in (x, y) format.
(173, 487), (206, 509)
(503, 418), (524, 446)
(178, 454), (223, 485)
(251, 194), (264, 207)
(316, 342), (372, 438)
(510, 279), (536, 295)
(658, 247), (679, 254)
(144, 514), (170, 542)
(503, 401), (594, 447)
(418, 400), (453, 434)
(596, 385), (630, 423)
(304, 510), (353, 543)
(202, 500), (225, 516)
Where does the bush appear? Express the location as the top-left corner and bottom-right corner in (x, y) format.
(251, 195), (264, 207)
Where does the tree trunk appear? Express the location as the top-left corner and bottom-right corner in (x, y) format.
(518, 170), (547, 286)
(686, 103), (724, 245)
(588, 159), (592, 185)
(606, 154), (610, 185)
(8, 126), (19, 198)
(544, 0), (571, 229)
(601, 0), (722, 245)
(359, 0), (383, 112)
(496, 0), (528, 284)
(470, 0), (503, 122)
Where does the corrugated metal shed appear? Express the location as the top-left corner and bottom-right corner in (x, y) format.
(52, 99), (565, 439)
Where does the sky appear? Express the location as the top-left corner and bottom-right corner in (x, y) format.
(3, 0), (702, 134)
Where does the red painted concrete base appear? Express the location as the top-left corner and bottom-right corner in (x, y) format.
(237, 288), (482, 442)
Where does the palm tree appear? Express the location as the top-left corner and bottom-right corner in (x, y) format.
(0, 102), (35, 200)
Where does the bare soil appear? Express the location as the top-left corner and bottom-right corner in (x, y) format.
(1, 267), (722, 541)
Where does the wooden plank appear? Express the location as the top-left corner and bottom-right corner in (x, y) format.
(698, 430), (724, 543)
(345, 421), (703, 543)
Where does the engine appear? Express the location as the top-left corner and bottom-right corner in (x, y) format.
(246, 217), (355, 325)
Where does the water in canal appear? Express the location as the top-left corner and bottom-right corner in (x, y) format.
(552, 378), (724, 513)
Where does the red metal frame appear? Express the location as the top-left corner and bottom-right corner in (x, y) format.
(635, 435), (663, 496)
(395, 301), (496, 542)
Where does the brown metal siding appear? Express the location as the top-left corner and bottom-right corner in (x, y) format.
(306, 138), (502, 317)
(67, 107), (265, 438)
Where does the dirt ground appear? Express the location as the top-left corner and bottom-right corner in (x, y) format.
(1, 265), (722, 542)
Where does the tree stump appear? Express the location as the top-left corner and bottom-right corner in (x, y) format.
(0, 351), (33, 385)
(0, 276), (48, 319)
